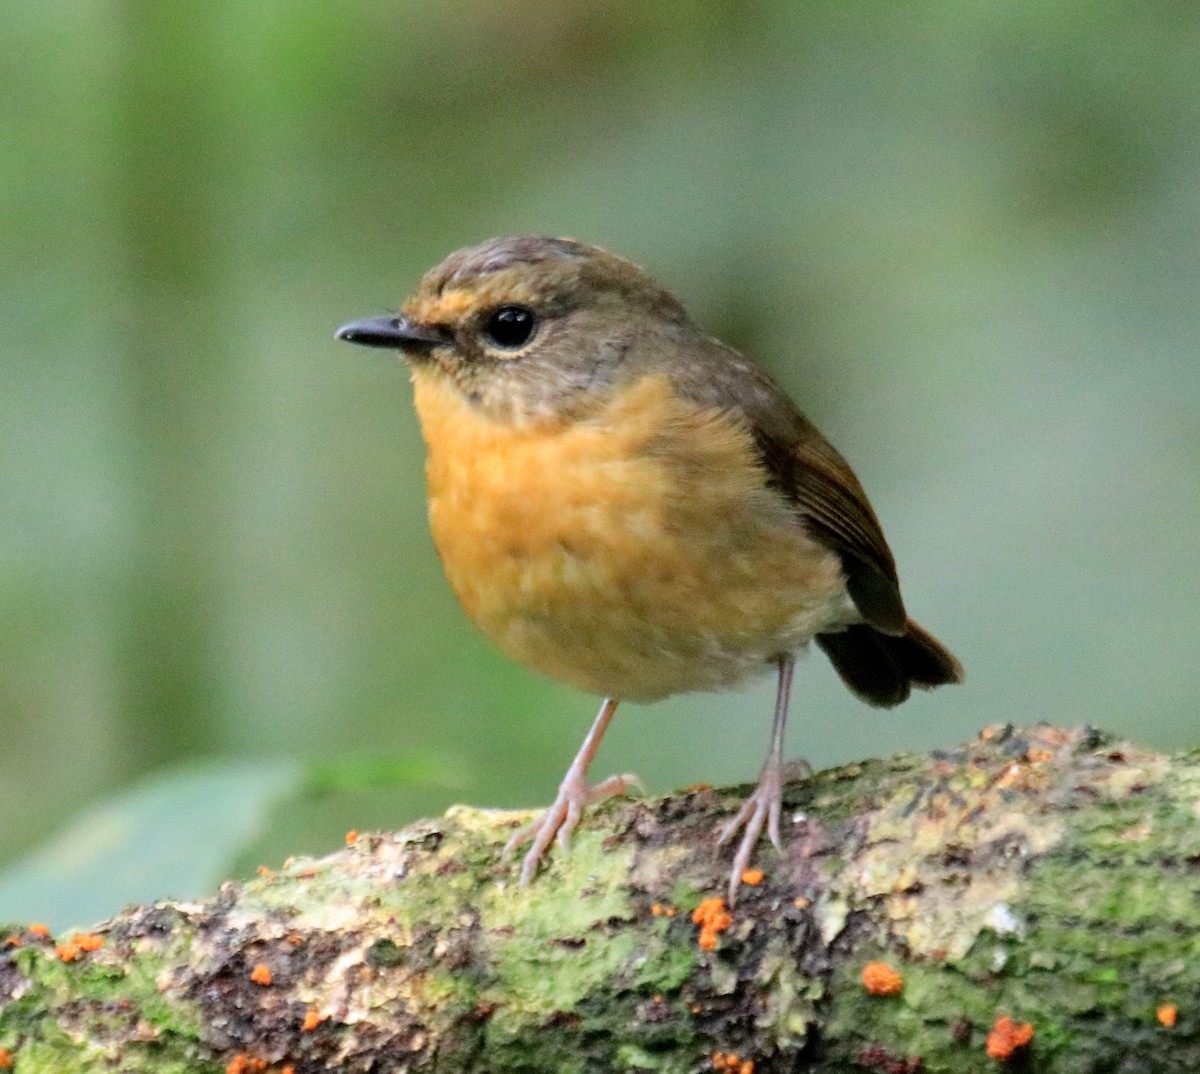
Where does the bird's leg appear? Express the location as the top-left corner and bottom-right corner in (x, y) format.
(716, 654), (797, 904)
(505, 697), (638, 885)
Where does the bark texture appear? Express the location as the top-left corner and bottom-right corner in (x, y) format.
(2, 723), (1199, 1073)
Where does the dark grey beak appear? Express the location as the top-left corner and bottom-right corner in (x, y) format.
(335, 315), (445, 350)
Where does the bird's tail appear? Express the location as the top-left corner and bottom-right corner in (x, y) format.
(815, 617), (963, 709)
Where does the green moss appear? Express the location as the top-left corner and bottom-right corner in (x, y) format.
(366, 937), (406, 966)
(823, 954), (1002, 1073)
(813, 744), (1200, 1073)
(983, 778), (1200, 1071)
(480, 830), (637, 1021)
(0, 920), (213, 1073)
(0, 979), (217, 1074)
(636, 933), (695, 994)
(819, 757), (1200, 1073)
(614, 1041), (695, 1073)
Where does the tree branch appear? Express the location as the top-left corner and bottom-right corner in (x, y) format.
(2, 724), (1197, 1073)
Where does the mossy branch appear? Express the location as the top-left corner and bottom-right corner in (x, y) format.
(3, 724), (1199, 1073)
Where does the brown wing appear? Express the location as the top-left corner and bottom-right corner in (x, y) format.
(659, 334), (962, 705)
(755, 415), (964, 704)
(752, 421), (906, 635)
(665, 338), (907, 635)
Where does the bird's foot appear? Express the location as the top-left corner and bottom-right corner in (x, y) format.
(716, 758), (811, 905)
(506, 770), (641, 885)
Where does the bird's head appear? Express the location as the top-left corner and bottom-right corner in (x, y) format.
(337, 236), (695, 422)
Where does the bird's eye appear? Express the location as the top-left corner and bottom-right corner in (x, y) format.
(482, 306), (537, 350)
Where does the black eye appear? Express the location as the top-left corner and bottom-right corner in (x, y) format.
(482, 306), (537, 349)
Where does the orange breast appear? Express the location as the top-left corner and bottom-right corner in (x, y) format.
(411, 369), (850, 701)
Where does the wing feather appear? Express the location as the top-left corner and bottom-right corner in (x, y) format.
(665, 338), (907, 634)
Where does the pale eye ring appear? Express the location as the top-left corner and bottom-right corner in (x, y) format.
(482, 305), (537, 349)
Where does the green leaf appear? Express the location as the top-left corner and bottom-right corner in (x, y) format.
(303, 751), (458, 795)
(0, 759), (302, 931)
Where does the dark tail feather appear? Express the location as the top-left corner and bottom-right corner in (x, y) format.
(815, 617), (963, 709)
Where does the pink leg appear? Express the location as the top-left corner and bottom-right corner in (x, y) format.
(716, 655), (797, 904)
(505, 697), (638, 885)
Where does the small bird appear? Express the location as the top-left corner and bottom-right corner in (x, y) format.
(337, 237), (962, 901)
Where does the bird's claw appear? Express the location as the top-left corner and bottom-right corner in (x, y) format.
(506, 771), (639, 885)
(716, 755), (809, 905)
(716, 783), (782, 905)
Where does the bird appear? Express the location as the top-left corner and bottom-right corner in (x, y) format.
(336, 236), (962, 902)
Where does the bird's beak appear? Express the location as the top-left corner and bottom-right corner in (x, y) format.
(335, 315), (445, 351)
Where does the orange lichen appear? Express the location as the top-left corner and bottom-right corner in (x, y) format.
(692, 897), (732, 951)
(740, 868), (764, 886)
(257, 865), (271, 878)
(986, 1015), (1034, 1060)
(711, 1053), (754, 1073)
(3, 936), (19, 947)
(249, 963), (273, 986)
(1158, 1004), (1178, 1028)
(862, 961), (904, 996)
(0, 1047), (12, 1068)
(225, 1055), (268, 1074)
(74, 933), (104, 952)
(1026, 748), (1054, 763)
(345, 830), (359, 845)
(302, 1008), (324, 1031)
(28, 923), (49, 938)
(54, 932), (103, 960)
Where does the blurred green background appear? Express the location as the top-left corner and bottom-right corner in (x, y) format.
(3, 1), (1199, 926)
